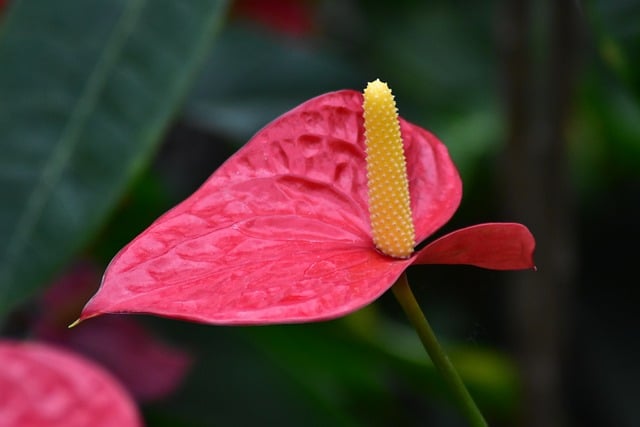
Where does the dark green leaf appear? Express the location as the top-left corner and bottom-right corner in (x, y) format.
(0, 0), (229, 316)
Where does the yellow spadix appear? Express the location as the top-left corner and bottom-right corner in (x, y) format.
(363, 79), (415, 258)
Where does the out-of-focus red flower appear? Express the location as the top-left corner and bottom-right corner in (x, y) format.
(34, 261), (192, 403)
(0, 340), (141, 427)
(233, 0), (315, 37)
(78, 89), (535, 326)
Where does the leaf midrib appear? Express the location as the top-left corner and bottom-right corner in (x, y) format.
(0, 0), (146, 283)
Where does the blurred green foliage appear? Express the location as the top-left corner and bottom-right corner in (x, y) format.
(0, 0), (228, 314)
(1, 0), (639, 426)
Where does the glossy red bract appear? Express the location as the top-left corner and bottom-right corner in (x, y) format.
(80, 90), (535, 325)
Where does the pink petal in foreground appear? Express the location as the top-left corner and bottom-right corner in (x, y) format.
(80, 90), (460, 325)
(0, 341), (141, 427)
(37, 316), (192, 402)
(413, 223), (536, 270)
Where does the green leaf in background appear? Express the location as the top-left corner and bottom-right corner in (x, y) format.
(0, 0), (228, 317)
(587, 0), (640, 98)
(570, 0), (640, 194)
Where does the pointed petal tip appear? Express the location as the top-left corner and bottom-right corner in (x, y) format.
(68, 318), (82, 329)
(72, 307), (102, 327)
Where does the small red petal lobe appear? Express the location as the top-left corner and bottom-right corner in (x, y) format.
(401, 120), (462, 242)
(413, 223), (536, 270)
(0, 341), (141, 427)
(81, 90), (460, 324)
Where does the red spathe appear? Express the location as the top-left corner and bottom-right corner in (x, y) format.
(81, 90), (535, 325)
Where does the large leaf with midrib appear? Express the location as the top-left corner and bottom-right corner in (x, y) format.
(0, 0), (228, 316)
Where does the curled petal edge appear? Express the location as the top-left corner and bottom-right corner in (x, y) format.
(412, 223), (536, 271)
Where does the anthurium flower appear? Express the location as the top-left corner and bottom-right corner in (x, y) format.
(0, 340), (141, 427)
(79, 82), (534, 325)
(33, 261), (192, 402)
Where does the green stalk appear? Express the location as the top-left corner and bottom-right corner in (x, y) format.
(391, 273), (488, 427)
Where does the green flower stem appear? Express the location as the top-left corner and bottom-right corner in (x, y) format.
(391, 273), (488, 427)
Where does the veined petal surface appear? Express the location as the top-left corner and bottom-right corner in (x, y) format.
(81, 90), (461, 324)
